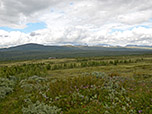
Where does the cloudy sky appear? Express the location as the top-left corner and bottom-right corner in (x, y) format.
(0, 0), (152, 48)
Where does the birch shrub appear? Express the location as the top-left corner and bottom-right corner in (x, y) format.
(20, 75), (49, 93)
(22, 99), (61, 114)
(0, 76), (16, 100)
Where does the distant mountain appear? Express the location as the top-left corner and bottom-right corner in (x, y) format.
(126, 45), (152, 47)
(0, 43), (128, 52)
(0, 43), (78, 52)
(0, 43), (152, 61)
(126, 45), (152, 49)
(95, 44), (113, 47)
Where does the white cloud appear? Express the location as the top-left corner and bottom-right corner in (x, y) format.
(1, 26), (152, 48)
(0, 0), (152, 47)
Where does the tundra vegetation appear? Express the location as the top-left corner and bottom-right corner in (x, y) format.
(0, 55), (152, 114)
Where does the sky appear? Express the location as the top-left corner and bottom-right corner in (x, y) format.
(0, 0), (152, 48)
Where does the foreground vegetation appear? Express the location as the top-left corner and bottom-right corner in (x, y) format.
(0, 55), (152, 113)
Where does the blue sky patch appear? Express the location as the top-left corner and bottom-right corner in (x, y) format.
(128, 25), (150, 30)
(51, 8), (54, 13)
(110, 25), (151, 34)
(0, 22), (47, 33)
(149, 18), (152, 22)
(111, 29), (124, 33)
(70, 2), (74, 6)
(109, 28), (124, 34)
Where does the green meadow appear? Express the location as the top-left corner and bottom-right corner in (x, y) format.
(0, 55), (152, 114)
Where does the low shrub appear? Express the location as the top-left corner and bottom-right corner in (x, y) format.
(0, 76), (16, 100)
(22, 99), (61, 114)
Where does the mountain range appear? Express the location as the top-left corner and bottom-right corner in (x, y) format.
(0, 43), (152, 61)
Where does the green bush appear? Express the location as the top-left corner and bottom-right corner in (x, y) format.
(0, 76), (16, 100)
(20, 75), (49, 93)
(22, 100), (61, 114)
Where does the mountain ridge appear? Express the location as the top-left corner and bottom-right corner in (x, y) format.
(0, 43), (152, 61)
(1, 43), (152, 50)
